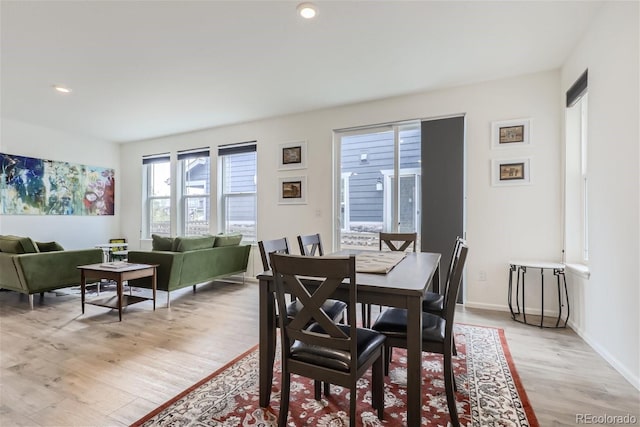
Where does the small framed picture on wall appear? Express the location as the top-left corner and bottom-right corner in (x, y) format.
(278, 176), (307, 204)
(278, 141), (307, 170)
(491, 158), (531, 186)
(491, 119), (531, 149)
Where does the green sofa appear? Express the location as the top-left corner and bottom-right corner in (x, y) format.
(127, 234), (251, 307)
(0, 235), (102, 309)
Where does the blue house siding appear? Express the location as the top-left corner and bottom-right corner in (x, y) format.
(341, 128), (421, 228)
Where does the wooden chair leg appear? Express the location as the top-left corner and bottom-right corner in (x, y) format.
(452, 334), (458, 356)
(443, 352), (460, 427)
(372, 355), (385, 419)
(349, 387), (357, 427)
(323, 381), (331, 396)
(361, 303), (368, 327)
(314, 380), (321, 400)
(384, 346), (392, 376)
(279, 371), (291, 426)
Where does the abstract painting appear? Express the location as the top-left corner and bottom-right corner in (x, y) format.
(0, 152), (115, 215)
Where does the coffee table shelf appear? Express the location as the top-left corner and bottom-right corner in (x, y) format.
(78, 262), (158, 321)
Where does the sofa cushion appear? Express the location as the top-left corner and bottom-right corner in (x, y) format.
(214, 233), (243, 247)
(0, 235), (39, 254)
(152, 234), (174, 251)
(173, 235), (216, 252)
(36, 241), (65, 252)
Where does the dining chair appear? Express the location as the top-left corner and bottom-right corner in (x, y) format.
(371, 243), (468, 427)
(270, 253), (386, 427)
(379, 232), (417, 253)
(422, 236), (465, 356)
(258, 237), (346, 324)
(361, 232), (418, 327)
(259, 238), (347, 396)
(297, 233), (324, 256)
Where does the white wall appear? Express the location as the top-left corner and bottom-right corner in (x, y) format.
(119, 69), (563, 308)
(0, 118), (121, 249)
(561, 1), (639, 389)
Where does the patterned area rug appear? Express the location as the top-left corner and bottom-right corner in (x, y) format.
(131, 324), (538, 426)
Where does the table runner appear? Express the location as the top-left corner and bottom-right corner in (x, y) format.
(355, 251), (407, 274)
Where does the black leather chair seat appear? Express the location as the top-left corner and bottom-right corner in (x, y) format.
(371, 308), (445, 344)
(422, 291), (445, 313)
(291, 323), (386, 372)
(286, 299), (347, 321)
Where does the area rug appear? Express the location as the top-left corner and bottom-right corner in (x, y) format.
(131, 324), (538, 426)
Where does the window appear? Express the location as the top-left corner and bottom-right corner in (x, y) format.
(178, 148), (210, 236)
(218, 142), (257, 243)
(142, 154), (171, 238)
(334, 122), (421, 250)
(565, 70), (588, 263)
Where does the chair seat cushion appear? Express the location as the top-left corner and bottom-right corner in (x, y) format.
(290, 323), (385, 372)
(371, 308), (445, 344)
(286, 299), (347, 322)
(422, 291), (444, 313)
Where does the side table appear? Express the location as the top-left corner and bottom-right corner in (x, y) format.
(508, 260), (569, 328)
(95, 243), (129, 262)
(78, 262), (158, 321)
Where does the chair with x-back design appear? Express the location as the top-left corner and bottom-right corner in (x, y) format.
(270, 253), (385, 427)
(297, 233), (324, 257)
(361, 232), (417, 328)
(372, 242), (469, 427)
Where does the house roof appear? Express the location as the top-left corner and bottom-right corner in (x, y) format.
(0, 1), (602, 143)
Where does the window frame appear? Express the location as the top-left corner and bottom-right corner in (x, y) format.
(178, 150), (211, 236)
(333, 121), (421, 251)
(564, 91), (589, 264)
(142, 155), (172, 239)
(217, 142), (258, 244)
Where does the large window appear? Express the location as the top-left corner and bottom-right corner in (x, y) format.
(335, 122), (421, 250)
(142, 154), (171, 238)
(178, 148), (210, 236)
(218, 142), (257, 243)
(565, 70), (589, 263)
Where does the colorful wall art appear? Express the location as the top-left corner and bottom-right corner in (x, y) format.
(0, 153), (115, 215)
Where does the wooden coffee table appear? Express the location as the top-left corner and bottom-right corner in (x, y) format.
(78, 262), (158, 321)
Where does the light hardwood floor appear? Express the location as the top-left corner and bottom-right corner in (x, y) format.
(1, 280), (638, 426)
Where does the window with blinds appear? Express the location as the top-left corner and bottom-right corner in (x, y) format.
(142, 153), (171, 238)
(218, 142), (257, 243)
(178, 148), (210, 236)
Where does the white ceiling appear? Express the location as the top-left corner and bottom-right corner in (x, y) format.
(1, 1), (602, 143)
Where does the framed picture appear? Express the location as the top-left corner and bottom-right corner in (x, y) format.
(491, 158), (531, 186)
(278, 176), (307, 204)
(278, 141), (307, 170)
(491, 119), (531, 149)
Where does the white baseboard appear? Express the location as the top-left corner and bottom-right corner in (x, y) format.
(465, 302), (639, 390)
(463, 301), (564, 318)
(463, 301), (511, 312)
(568, 319), (640, 391)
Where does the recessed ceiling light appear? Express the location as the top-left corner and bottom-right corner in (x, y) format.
(297, 2), (318, 19)
(53, 85), (72, 94)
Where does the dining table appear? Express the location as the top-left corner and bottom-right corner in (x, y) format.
(257, 249), (441, 426)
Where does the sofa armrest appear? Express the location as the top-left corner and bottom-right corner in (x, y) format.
(11, 249), (103, 294)
(0, 252), (25, 292)
(211, 244), (251, 275)
(127, 250), (184, 290)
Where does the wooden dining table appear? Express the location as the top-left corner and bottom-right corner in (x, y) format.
(257, 250), (441, 426)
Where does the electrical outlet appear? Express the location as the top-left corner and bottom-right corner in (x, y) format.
(478, 270), (487, 281)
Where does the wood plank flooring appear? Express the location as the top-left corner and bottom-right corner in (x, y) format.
(1, 280), (638, 426)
